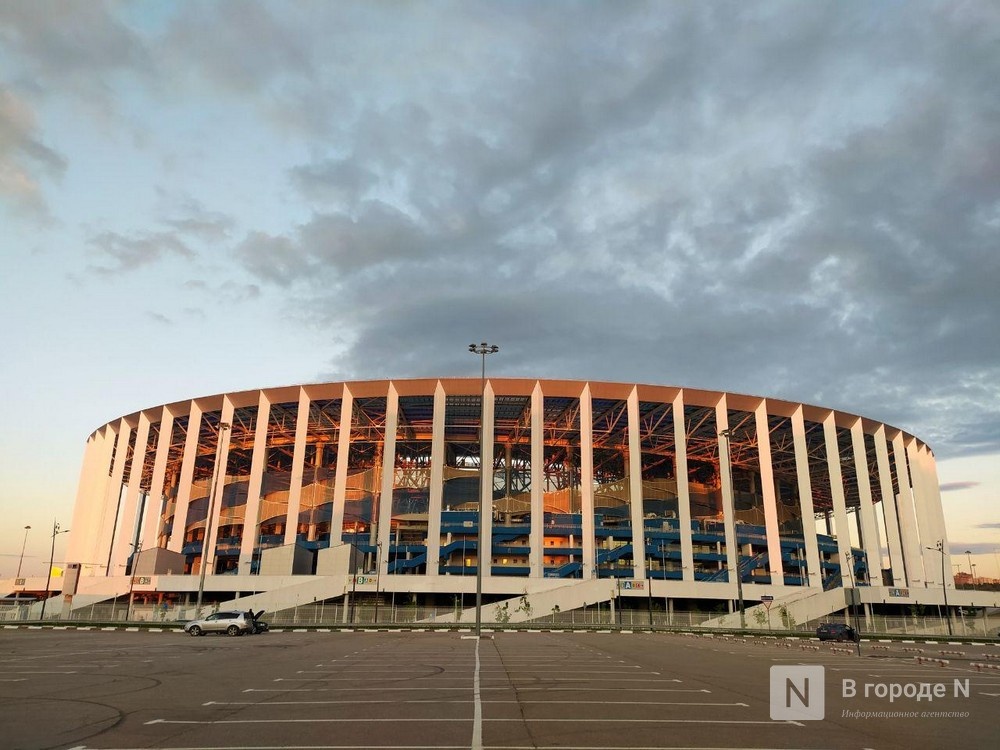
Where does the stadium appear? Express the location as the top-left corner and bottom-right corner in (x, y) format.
(46, 378), (972, 626)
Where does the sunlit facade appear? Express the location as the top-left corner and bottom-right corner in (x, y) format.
(66, 379), (952, 608)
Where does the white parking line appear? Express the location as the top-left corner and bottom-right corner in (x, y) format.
(471, 638), (483, 750)
(273, 676), (681, 683)
(146, 719), (472, 725)
(62, 746), (818, 750)
(243, 685), (712, 693)
(206, 699), (740, 706)
(145, 718), (798, 727)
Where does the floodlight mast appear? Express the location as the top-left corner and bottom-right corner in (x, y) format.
(469, 342), (499, 637)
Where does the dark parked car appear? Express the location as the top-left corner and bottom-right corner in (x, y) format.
(248, 610), (268, 634)
(816, 622), (859, 642)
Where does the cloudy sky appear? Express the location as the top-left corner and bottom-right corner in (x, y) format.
(1, 1), (997, 580)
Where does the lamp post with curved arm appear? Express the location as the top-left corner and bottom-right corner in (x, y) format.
(14, 525), (30, 607)
(469, 342), (499, 638)
(39, 520), (70, 620)
(925, 540), (952, 636)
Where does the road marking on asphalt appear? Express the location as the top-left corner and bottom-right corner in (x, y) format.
(146, 719), (473, 724)
(471, 637), (483, 750)
(3, 670), (78, 674)
(273, 676), (681, 683)
(61, 746), (822, 750)
(145, 718), (799, 727)
(243, 683), (712, 693)
(206, 699), (738, 706)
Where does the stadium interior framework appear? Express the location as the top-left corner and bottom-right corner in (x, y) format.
(41, 378), (985, 626)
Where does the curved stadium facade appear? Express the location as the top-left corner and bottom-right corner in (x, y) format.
(63, 379), (954, 623)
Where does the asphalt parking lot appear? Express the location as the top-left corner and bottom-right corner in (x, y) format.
(0, 628), (998, 750)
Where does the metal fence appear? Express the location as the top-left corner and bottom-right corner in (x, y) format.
(1, 600), (996, 638)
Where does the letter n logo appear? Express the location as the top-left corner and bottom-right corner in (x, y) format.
(770, 665), (825, 721)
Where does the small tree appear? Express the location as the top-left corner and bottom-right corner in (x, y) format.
(517, 592), (532, 619)
(778, 604), (796, 629)
(494, 602), (511, 624)
(752, 608), (767, 628)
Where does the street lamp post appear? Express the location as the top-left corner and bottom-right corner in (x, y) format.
(925, 540), (952, 636)
(125, 539), (143, 621)
(469, 341), (499, 638)
(845, 552), (863, 656)
(965, 550), (976, 590)
(195, 421), (230, 616)
(374, 541), (383, 624)
(14, 525), (30, 607)
(39, 520), (70, 620)
(348, 541), (359, 624)
(719, 429), (745, 629)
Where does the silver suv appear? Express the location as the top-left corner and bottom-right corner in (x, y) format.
(184, 610), (254, 637)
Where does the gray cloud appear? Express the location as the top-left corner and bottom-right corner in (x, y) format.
(223, 3), (1000, 457)
(0, 86), (66, 216)
(940, 482), (981, 493)
(88, 230), (195, 274)
(144, 311), (171, 325)
(949, 542), (999, 556)
(4, 2), (998, 460)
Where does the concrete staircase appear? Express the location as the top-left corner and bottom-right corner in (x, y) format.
(425, 577), (621, 625)
(699, 586), (849, 629)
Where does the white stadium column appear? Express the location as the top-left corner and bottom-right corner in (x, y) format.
(141, 407), (174, 551)
(891, 432), (924, 586)
(906, 438), (938, 586)
(530, 382), (544, 578)
(873, 425), (905, 586)
(284, 388), (311, 548)
(755, 400), (784, 585)
(67, 430), (105, 568)
(673, 391), (694, 581)
(99, 419), (132, 575)
(580, 383), (596, 579)
(850, 419), (882, 585)
(822, 412), (852, 582)
(331, 385), (353, 546)
(239, 391), (271, 571)
(203, 397), (235, 576)
(426, 382), (446, 577)
(791, 406), (821, 588)
(88, 426), (117, 572)
(715, 397), (739, 587)
(377, 383), (399, 578)
(919, 445), (952, 588)
(627, 387), (647, 578)
(168, 401), (203, 553)
(109, 410), (150, 573)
